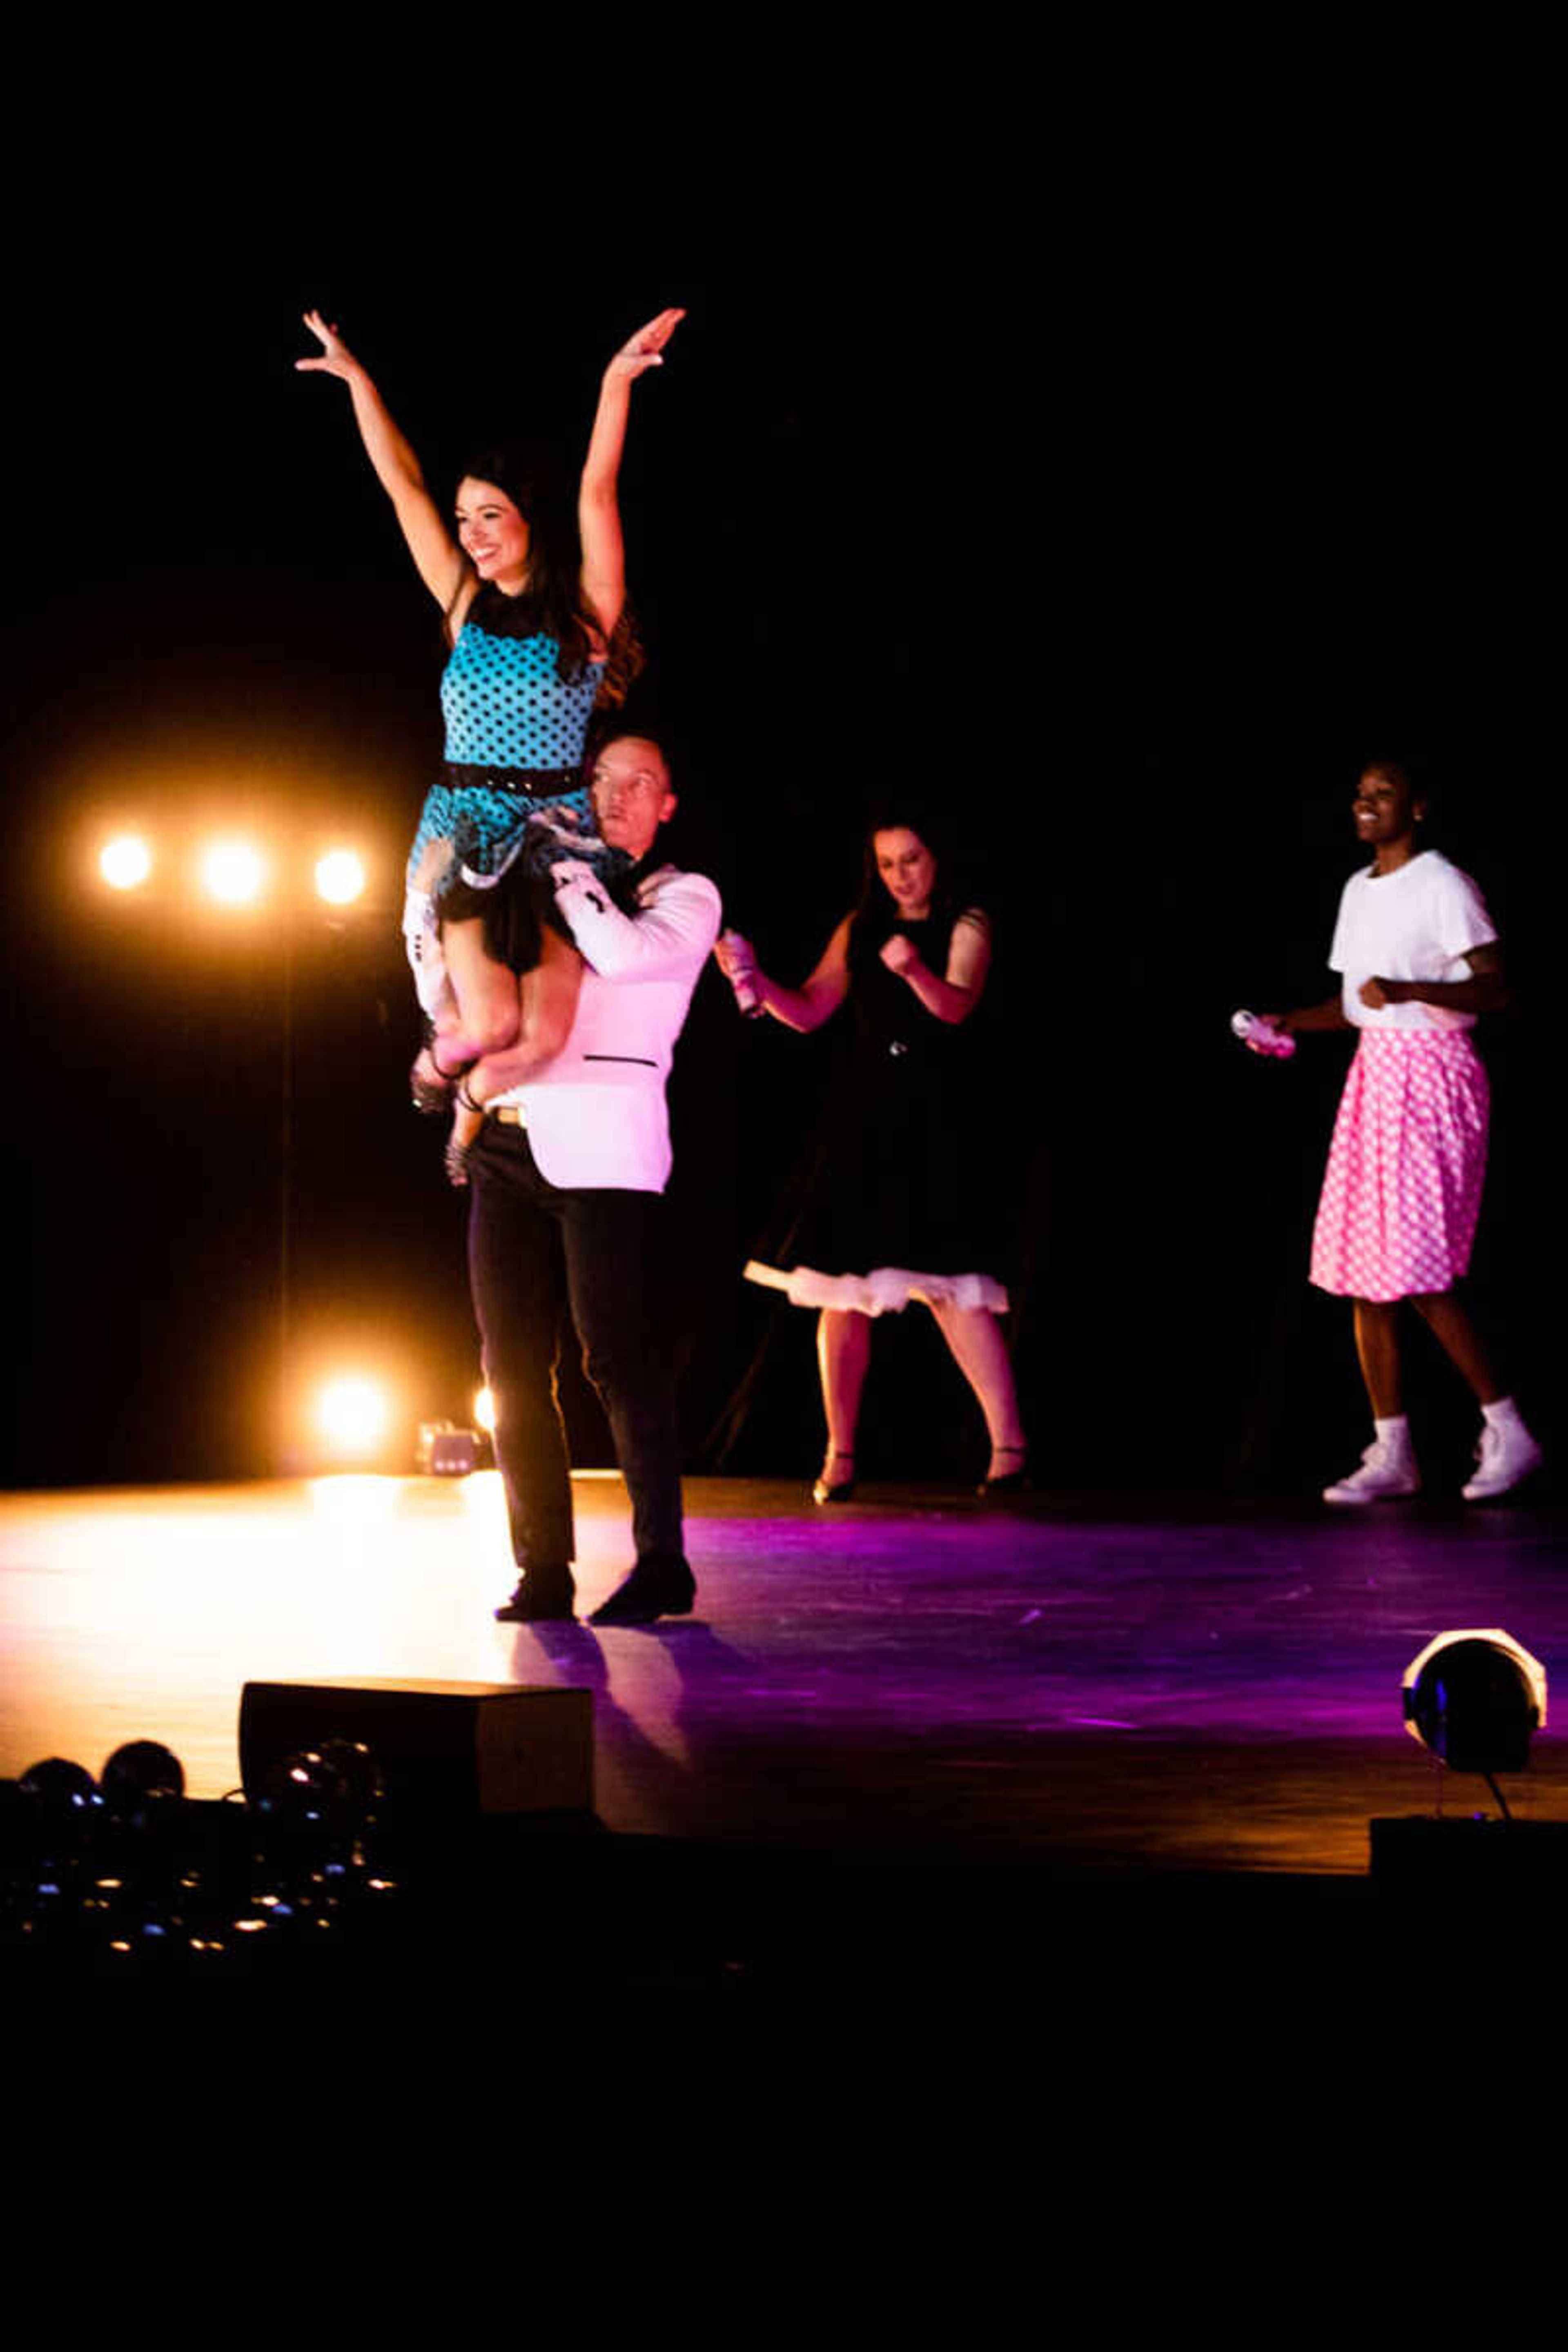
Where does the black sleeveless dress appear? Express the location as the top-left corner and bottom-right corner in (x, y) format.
(746, 909), (1010, 1316)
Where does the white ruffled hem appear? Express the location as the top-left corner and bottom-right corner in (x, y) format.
(744, 1260), (1009, 1317)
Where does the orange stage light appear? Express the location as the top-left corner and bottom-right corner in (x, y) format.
(200, 839), (268, 906)
(99, 835), (154, 890)
(314, 849), (366, 906)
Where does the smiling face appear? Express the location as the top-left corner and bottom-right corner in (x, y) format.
(590, 738), (676, 861)
(873, 827), (937, 919)
(455, 477), (531, 592)
(1353, 765), (1424, 856)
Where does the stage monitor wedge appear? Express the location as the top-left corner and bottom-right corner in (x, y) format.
(239, 1678), (594, 1822)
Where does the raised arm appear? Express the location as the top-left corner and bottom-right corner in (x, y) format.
(577, 307), (685, 645)
(715, 917), (854, 1033)
(879, 910), (992, 1025)
(296, 310), (466, 611)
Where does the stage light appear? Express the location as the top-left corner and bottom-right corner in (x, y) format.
(415, 1419), (480, 1474)
(314, 849), (366, 906)
(315, 1375), (391, 1458)
(100, 1741), (186, 1817)
(1403, 1629), (1546, 1777)
(474, 1387), (497, 1433)
(201, 838), (267, 906)
(100, 835), (153, 890)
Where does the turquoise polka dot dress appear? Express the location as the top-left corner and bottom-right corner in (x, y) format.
(406, 588), (626, 906)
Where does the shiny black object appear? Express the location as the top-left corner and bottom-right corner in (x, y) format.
(1405, 1638), (1540, 1775)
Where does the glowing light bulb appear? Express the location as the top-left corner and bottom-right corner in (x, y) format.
(201, 840), (267, 906)
(315, 1376), (391, 1457)
(314, 849), (366, 906)
(100, 835), (153, 890)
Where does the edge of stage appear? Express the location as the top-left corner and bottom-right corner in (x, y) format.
(5, 1470), (1565, 1889)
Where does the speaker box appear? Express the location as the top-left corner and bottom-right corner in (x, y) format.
(1370, 1814), (1568, 1902)
(239, 1678), (594, 1821)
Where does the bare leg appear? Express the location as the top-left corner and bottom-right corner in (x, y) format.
(1409, 1290), (1502, 1405)
(463, 929), (584, 1101)
(434, 916), (530, 1062)
(516, 928), (583, 1065)
(929, 1302), (1027, 1478)
(442, 1095), (486, 1187)
(1352, 1299), (1404, 1419)
(411, 914), (528, 1113)
(445, 931), (586, 1185)
(817, 1309), (871, 1486)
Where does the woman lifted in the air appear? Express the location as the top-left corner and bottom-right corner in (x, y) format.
(298, 301), (684, 1172)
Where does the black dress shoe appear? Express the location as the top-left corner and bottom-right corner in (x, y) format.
(494, 1568), (577, 1622)
(976, 1448), (1030, 1501)
(588, 1555), (696, 1626)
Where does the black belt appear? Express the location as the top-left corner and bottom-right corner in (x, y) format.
(442, 762), (584, 800)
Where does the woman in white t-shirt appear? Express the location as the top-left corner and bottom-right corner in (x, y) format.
(1253, 761), (1542, 1505)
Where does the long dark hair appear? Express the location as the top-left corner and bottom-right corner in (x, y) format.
(444, 441), (643, 705)
(846, 804), (988, 974)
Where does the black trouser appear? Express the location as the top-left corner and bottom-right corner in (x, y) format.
(466, 1121), (686, 1574)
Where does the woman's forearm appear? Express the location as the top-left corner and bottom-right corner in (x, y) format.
(1378, 973), (1510, 1016)
(577, 311), (682, 642)
(897, 962), (978, 1025)
(580, 372), (633, 508)
(755, 971), (839, 1033)
(717, 913), (849, 1033)
(298, 312), (459, 607)
(342, 365), (430, 507)
(1275, 996), (1352, 1033)
(345, 365), (461, 606)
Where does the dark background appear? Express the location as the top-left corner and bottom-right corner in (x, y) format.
(2, 63), (1559, 1498)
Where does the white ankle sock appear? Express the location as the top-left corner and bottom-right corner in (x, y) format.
(1374, 1413), (1413, 1453)
(1482, 1396), (1526, 1433)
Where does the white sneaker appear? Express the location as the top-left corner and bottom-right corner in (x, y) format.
(1461, 1422), (1544, 1502)
(1323, 1439), (1421, 1506)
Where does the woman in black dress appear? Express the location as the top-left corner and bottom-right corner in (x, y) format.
(717, 816), (1027, 1500)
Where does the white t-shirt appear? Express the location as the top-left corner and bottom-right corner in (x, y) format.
(1328, 849), (1496, 1030)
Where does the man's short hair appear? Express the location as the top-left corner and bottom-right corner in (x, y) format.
(594, 733), (670, 789)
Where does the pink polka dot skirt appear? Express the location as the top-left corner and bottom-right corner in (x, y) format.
(1310, 1031), (1490, 1302)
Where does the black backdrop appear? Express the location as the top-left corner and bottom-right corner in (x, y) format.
(2, 78), (1559, 1496)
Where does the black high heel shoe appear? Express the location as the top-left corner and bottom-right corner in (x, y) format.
(813, 1452), (857, 1504)
(977, 1446), (1029, 1500)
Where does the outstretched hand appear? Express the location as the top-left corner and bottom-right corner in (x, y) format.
(605, 307), (686, 385)
(295, 308), (361, 381)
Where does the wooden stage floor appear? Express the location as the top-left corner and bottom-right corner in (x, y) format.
(4, 1472), (1564, 1884)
